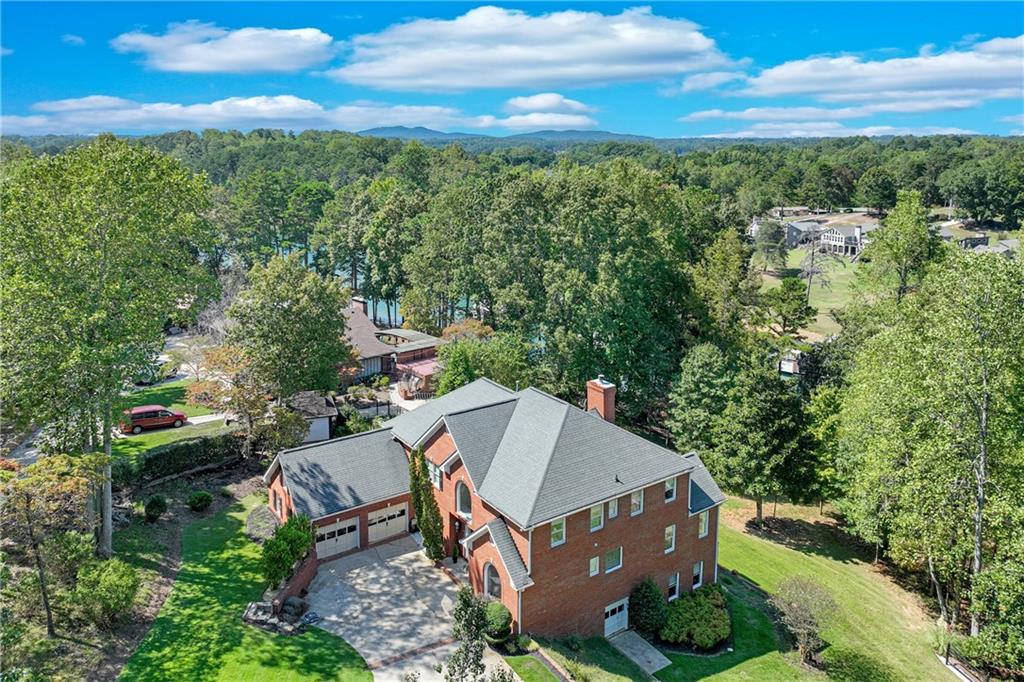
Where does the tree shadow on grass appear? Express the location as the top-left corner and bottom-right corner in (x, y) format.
(821, 645), (900, 682)
(743, 516), (871, 565)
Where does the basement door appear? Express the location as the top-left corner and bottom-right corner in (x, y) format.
(604, 598), (629, 637)
(367, 502), (408, 544)
(315, 517), (359, 558)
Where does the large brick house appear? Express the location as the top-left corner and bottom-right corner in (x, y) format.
(263, 377), (724, 637)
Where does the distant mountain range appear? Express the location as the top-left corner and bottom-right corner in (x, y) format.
(357, 126), (654, 143)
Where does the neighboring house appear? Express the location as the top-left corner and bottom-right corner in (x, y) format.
(341, 298), (444, 387)
(264, 376), (725, 637)
(938, 224), (988, 250)
(820, 223), (878, 257)
(747, 217), (825, 247)
(971, 238), (1019, 259)
(778, 349), (805, 377)
(287, 391), (338, 444)
(768, 206), (810, 220)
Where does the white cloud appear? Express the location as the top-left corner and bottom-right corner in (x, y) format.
(111, 21), (336, 73)
(682, 99), (980, 122)
(703, 121), (978, 139)
(741, 35), (1023, 102)
(678, 71), (745, 92)
(1, 94), (597, 135)
(1, 47), (12, 56)
(1001, 114), (1024, 125)
(504, 93), (594, 114)
(327, 6), (732, 91)
(62, 34), (85, 46)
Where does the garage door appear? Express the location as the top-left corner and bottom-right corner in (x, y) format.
(367, 503), (408, 544)
(315, 517), (359, 558)
(604, 598), (628, 636)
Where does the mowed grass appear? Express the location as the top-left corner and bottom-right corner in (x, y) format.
(657, 573), (807, 682)
(760, 248), (859, 338)
(505, 654), (559, 682)
(716, 500), (950, 682)
(111, 418), (230, 461)
(122, 378), (213, 418)
(539, 637), (648, 682)
(119, 494), (371, 682)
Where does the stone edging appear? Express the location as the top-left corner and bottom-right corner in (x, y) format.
(532, 647), (573, 682)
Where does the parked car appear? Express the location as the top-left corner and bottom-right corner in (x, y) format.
(120, 405), (187, 434)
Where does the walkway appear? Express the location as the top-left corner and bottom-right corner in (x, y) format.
(608, 630), (671, 675)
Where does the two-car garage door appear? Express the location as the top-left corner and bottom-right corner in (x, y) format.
(314, 502), (409, 559)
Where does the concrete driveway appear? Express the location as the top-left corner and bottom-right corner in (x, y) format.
(306, 535), (459, 670)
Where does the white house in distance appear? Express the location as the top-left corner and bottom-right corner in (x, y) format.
(287, 391), (338, 443)
(820, 222), (879, 257)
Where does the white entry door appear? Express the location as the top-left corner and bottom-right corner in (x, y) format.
(367, 503), (408, 544)
(315, 517), (359, 558)
(604, 598), (629, 636)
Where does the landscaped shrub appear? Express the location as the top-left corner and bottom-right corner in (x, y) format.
(261, 514), (314, 586)
(484, 601), (512, 642)
(770, 576), (836, 662)
(144, 495), (167, 522)
(73, 558), (140, 627)
(41, 531), (93, 585)
(629, 576), (668, 634)
(565, 634), (583, 652)
(562, 659), (593, 682)
(112, 431), (242, 487)
(187, 490), (213, 511)
(660, 585), (731, 650)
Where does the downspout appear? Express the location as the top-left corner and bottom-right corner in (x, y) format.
(713, 508), (720, 584)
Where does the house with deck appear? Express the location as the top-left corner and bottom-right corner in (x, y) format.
(342, 299), (444, 389)
(263, 376), (724, 637)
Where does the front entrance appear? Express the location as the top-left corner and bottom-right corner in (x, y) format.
(604, 598), (629, 636)
(316, 517), (360, 558)
(368, 502), (408, 544)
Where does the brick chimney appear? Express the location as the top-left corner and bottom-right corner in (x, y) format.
(586, 375), (616, 423)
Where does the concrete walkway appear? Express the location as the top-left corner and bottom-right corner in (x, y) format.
(609, 630), (671, 675)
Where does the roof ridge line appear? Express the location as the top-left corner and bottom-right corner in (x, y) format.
(279, 426), (393, 456)
(443, 395), (519, 418)
(522, 400), (571, 526)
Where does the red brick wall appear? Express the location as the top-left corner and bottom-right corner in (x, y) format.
(520, 474), (719, 636)
(312, 491), (413, 555)
(272, 551), (319, 613)
(267, 467), (294, 523)
(468, 534), (522, 630)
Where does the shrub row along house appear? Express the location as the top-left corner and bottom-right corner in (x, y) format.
(264, 376), (724, 637)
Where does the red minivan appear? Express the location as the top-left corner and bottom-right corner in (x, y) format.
(120, 405), (187, 434)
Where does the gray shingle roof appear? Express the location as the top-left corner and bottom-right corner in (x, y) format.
(685, 453), (726, 514)
(278, 428), (409, 519)
(383, 378), (515, 446)
(485, 518), (533, 590)
(478, 388), (695, 528)
(287, 391), (338, 419)
(443, 399), (518, 486)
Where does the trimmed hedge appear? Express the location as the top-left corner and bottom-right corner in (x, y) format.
(144, 495), (167, 522)
(484, 601), (512, 643)
(112, 431), (242, 487)
(659, 585), (731, 650)
(187, 490), (213, 511)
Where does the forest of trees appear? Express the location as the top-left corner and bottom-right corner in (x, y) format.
(2, 130), (1022, 671)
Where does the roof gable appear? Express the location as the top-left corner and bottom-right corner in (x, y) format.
(443, 399), (518, 487)
(384, 378), (515, 446)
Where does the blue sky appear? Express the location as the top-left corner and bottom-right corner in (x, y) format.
(2, 2), (1022, 138)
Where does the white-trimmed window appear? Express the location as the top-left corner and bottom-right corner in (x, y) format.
(484, 562), (502, 599)
(605, 546), (623, 573)
(664, 524), (676, 554)
(272, 490), (281, 515)
(668, 572), (680, 601)
(590, 504), (604, 532)
(550, 518), (566, 547)
(456, 481), (472, 519)
(698, 510), (710, 538)
(589, 556), (600, 577)
(608, 498), (618, 519)
(693, 561), (704, 589)
(426, 460), (442, 490)
(665, 477), (677, 502)
(630, 490), (644, 516)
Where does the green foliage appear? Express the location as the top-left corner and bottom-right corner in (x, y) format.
(770, 576), (837, 662)
(144, 495), (168, 523)
(254, 406), (309, 458)
(561, 659), (592, 682)
(484, 601), (512, 641)
(409, 449), (445, 562)
(659, 585), (731, 650)
(761, 277), (817, 337)
(436, 332), (537, 395)
(73, 558), (141, 628)
(691, 229), (760, 346)
(861, 190), (937, 301)
(227, 254), (351, 397)
(628, 577), (668, 634)
(667, 343), (733, 455)
(752, 220), (789, 272)
(447, 587), (487, 682)
(856, 166), (897, 214)
(187, 491), (214, 512)
(40, 531), (93, 586)
(260, 514), (314, 586)
(113, 431), (243, 487)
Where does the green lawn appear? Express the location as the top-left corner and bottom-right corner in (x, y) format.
(539, 637), (648, 682)
(505, 654), (559, 682)
(111, 418), (231, 461)
(123, 379), (213, 418)
(119, 493), (370, 682)
(716, 523), (950, 682)
(760, 248), (859, 338)
(657, 573), (807, 682)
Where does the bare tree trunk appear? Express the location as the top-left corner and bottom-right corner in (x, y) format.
(755, 497), (763, 525)
(100, 400), (113, 556)
(970, 385), (989, 637)
(25, 497), (56, 638)
(927, 553), (950, 625)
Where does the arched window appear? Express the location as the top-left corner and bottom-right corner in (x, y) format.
(484, 562), (502, 599)
(456, 481), (472, 519)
